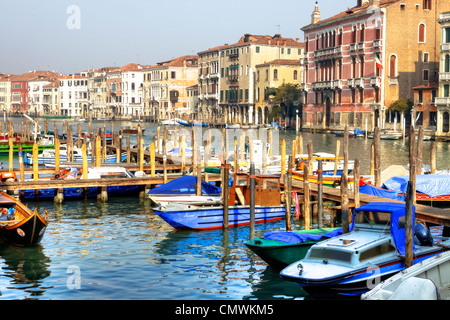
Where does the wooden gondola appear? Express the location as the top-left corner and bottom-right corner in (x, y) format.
(0, 192), (48, 246)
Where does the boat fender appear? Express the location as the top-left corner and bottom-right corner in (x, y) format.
(415, 223), (433, 246)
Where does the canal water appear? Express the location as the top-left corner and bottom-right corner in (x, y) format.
(0, 119), (449, 300)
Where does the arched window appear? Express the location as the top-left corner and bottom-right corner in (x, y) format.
(389, 55), (397, 78)
(293, 70), (298, 80)
(419, 23), (426, 43)
(360, 25), (365, 42)
(273, 69), (278, 81)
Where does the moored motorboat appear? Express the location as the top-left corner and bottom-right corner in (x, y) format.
(21, 166), (140, 200)
(153, 172), (287, 230)
(0, 192), (48, 246)
(280, 202), (450, 297)
(147, 175), (222, 206)
(245, 227), (342, 269)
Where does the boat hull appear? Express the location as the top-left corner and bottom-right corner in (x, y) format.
(153, 205), (287, 230)
(245, 228), (340, 269)
(0, 213), (47, 246)
(281, 249), (448, 297)
(22, 185), (139, 200)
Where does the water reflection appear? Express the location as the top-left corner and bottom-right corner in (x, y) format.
(0, 244), (51, 299)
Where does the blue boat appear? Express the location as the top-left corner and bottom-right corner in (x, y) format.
(147, 175), (222, 206)
(280, 202), (450, 297)
(153, 203), (287, 230)
(21, 167), (140, 200)
(153, 172), (287, 230)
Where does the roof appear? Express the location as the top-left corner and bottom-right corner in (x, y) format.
(10, 70), (63, 82)
(256, 59), (302, 67)
(121, 63), (143, 72)
(154, 55), (198, 68)
(302, 0), (400, 31)
(198, 34), (304, 55)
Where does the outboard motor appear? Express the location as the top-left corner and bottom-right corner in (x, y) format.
(415, 223), (433, 246)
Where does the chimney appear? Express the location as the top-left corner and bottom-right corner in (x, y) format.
(311, 1), (321, 24)
(357, 0), (370, 6)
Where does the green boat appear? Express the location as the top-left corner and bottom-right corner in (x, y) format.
(0, 143), (55, 155)
(245, 227), (342, 269)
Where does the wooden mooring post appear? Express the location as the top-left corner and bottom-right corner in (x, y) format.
(405, 180), (414, 268)
(317, 159), (323, 228)
(285, 156), (292, 232)
(341, 126), (350, 234)
(249, 163), (256, 239)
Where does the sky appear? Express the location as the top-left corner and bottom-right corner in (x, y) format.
(0, 0), (355, 75)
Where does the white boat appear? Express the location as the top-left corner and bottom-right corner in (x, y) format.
(362, 251), (450, 300)
(24, 144), (126, 165)
(147, 176), (222, 206)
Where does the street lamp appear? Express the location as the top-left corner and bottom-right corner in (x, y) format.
(296, 109), (299, 133)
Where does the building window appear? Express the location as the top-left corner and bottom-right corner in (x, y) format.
(293, 70), (298, 80)
(423, 0), (432, 10)
(389, 55), (397, 78)
(256, 46), (260, 53)
(423, 52), (429, 63)
(418, 23), (426, 43)
(445, 55), (450, 73)
(444, 112), (449, 133)
(446, 28), (450, 43)
(360, 25), (365, 42)
(423, 69), (429, 81)
(444, 84), (450, 97)
(171, 71), (176, 79)
(429, 111), (437, 126)
(273, 69), (278, 81)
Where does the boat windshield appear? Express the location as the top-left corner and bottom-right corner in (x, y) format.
(354, 210), (391, 229)
(308, 248), (352, 263)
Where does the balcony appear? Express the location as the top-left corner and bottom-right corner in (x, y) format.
(370, 76), (381, 87)
(354, 78), (364, 87)
(332, 79), (342, 89)
(349, 43), (357, 52)
(435, 97), (450, 106)
(311, 81), (332, 90)
(228, 74), (239, 82)
(357, 42), (365, 51)
(441, 43), (450, 52)
(439, 72), (450, 81)
(347, 78), (355, 87)
(373, 40), (382, 51)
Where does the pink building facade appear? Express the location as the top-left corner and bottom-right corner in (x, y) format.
(302, 2), (384, 129)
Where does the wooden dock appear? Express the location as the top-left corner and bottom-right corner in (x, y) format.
(291, 178), (450, 228)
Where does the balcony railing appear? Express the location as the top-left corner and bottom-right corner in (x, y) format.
(441, 43), (450, 52)
(370, 76), (381, 87)
(435, 97), (450, 105)
(439, 72), (450, 81)
(347, 78), (355, 87)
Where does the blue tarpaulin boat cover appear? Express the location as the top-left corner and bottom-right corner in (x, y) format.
(383, 174), (450, 198)
(359, 184), (405, 201)
(147, 175), (222, 195)
(354, 128), (364, 135)
(355, 202), (415, 256)
(263, 228), (344, 244)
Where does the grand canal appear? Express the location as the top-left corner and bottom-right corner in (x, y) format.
(0, 119), (449, 300)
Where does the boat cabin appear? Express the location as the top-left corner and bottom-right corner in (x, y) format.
(228, 172), (282, 207)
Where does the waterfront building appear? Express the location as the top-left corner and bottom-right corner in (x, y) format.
(301, 0), (450, 131)
(120, 63), (144, 118)
(0, 74), (12, 113)
(255, 59), (303, 125)
(186, 84), (199, 117)
(105, 67), (122, 119)
(197, 46), (221, 122)
(87, 68), (110, 119)
(412, 83), (437, 131)
(59, 73), (89, 118)
(28, 71), (63, 116)
(145, 56), (198, 121)
(218, 34), (304, 125)
(436, 11), (450, 140)
(42, 80), (60, 115)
